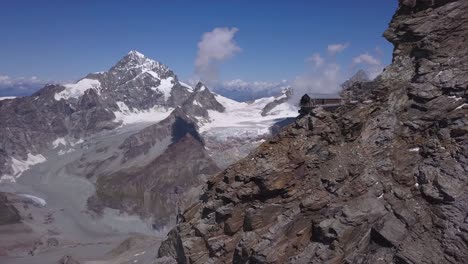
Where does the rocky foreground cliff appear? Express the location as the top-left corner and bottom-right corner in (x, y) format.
(157, 1), (468, 263)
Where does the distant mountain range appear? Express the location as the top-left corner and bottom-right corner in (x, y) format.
(0, 50), (374, 261)
(1, 68), (371, 103)
(0, 50), (301, 258)
(209, 79), (290, 102)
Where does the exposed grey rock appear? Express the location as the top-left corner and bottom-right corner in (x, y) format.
(82, 50), (189, 111)
(0, 193), (21, 225)
(179, 82), (225, 120)
(158, 229), (186, 263)
(371, 215), (407, 247)
(47, 237), (59, 247)
(341, 69), (370, 90)
(118, 107), (201, 162)
(58, 255), (81, 264)
(158, 1), (468, 263)
(90, 124), (219, 228)
(0, 51), (192, 177)
(261, 88), (292, 116)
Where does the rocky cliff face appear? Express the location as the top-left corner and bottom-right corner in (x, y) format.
(158, 1), (468, 263)
(77, 50), (193, 111)
(181, 82), (226, 120)
(91, 133), (219, 229)
(0, 50), (194, 180)
(341, 70), (370, 90)
(0, 85), (118, 179)
(89, 108), (220, 229)
(0, 48), (297, 243)
(261, 89), (292, 116)
(0, 193), (20, 225)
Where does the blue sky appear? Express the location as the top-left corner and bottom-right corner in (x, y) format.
(0, 0), (397, 93)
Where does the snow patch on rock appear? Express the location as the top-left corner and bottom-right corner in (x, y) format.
(116, 101), (130, 112)
(58, 148), (75, 155)
(448, 95), (463, 101)
(180, 81), (194, 91)
(52, 137), (67, 148)
(55, 78), (101, 101)
(151, 77), (174, 101)
(1, 153), (47, 182)
(0, 96), (16, 101)
(114, 101), (174, 125)
(18, 194), (47, 207)
(455, 103), (467, 110)
(51, 137), (82, 156)
(193, 99), (203, 107)
(128, 50), (145, 58)
(409, 147), (420, 152)
(70, 139), (84, 147)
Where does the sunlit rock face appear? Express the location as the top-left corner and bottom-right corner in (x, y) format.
(0, 51), (192, 179)
(158, 1), (468, 263)
(0, 47), (299, 254)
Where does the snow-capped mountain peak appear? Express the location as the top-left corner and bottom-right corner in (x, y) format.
(194, 82), (208, 92)
(127, 49), (145, 58)
(108, 50), (173, 80)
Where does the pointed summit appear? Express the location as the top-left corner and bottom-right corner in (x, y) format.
(194, 82), (208, 92)
(341, 69), (370, 90)
(118, 50), (154, 66)
(352, 70), (369, 82)
(185, 82), (225, 115)
(109, 50), (173, 81)
(127, 50), (146, 58)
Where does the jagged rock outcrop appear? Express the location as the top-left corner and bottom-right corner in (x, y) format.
(0, 50), (194, 179)
(181, 82), (226, 120)
(341, 70), (370, 90)
(118, 107), (201, 162)
(158, 1), (468, 263)
(58, 255), (81, 264)
(89, 109), (220, 228)
(0, 85), (118, 178)
(261, 89), (292, 116)
(77, 50), (193, 111)
(92, 132), (219, 229)
(0, 193), (21, 225)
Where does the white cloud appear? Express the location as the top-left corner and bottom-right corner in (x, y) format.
(195, 27), (241, 83)
(327, 42), (350, 55)
(352, 53), (384, 79)
(290, 52), (344, 104)
(0, 75), (11, 83)
(307, 53), (324, 68)
(197, 79), (289, 101)
(0, 75), (47, 96)
(353, 53), (381, 66)
(219, 79), (289, 91)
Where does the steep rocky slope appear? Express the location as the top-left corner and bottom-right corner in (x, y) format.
(92, 132), (219, 230)
(89, 108), (220, 229)
(0, 193), (20, 225)
(0, 50), (194, 181)
(341, 70), (369, 90)
(0, 50), (297, 183)
(261, 89), (292, 116)
(0, 49), (298, 261)
(158, 1), (468, 263)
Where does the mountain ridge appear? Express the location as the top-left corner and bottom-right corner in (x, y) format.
(0, 49), (301, 260)
(157, 1), (468, 263)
